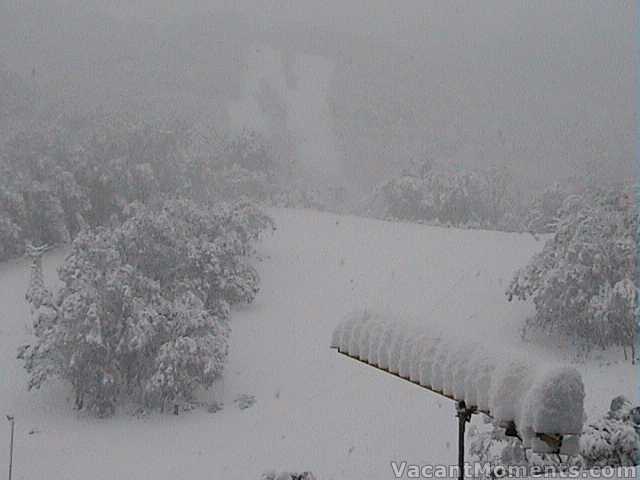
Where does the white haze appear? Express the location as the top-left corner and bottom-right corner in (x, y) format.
(0, 0), (634, 195)
(229, 46), (343, 185)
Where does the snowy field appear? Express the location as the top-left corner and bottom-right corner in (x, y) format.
(0, 208), (635, 479)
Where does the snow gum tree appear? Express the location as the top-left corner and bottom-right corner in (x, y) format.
(21, 198), (274, 416)
(507, 186), (637, 361)
(367, 159), (524, 231)
(0, 126), (90, 252)
(524, 183), (571, 234)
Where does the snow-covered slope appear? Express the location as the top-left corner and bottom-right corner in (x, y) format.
(0, 208), (634, 479)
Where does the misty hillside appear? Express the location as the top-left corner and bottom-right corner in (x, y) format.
(0, 1), (633, 194)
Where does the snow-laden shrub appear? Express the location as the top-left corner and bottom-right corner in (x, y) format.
(366, 160), (524, 231)
(469, 395), (640, 475)
(468, 417), (528, 472)
(507, 186), (637, 360)
(261, 471), (317, 480)
(581, 395), (640, 468)
(21, 198), (273, 416)
(468, 417), (582, 477)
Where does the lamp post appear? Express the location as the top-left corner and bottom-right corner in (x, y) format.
(6, 415), (14, 480)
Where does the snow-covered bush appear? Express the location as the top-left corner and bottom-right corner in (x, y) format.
(261, 471), (317, 480)
(469, 395), (640, 474)
(468, 417), (529, 472)
(366, 160), (523, 231)
(468, 416), (582, 477)
(581, 396), (640, 468)
(507, 186), (637, 361)
(21, 198), (273, 416)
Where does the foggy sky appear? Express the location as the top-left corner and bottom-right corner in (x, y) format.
(1, 0), (635, 193)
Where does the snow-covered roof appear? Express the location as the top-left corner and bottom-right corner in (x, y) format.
(330, 310), (585, 446)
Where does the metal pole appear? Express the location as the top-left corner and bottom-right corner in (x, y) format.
(456, 401), (476, 480)
(6, 415), (14, 480)
(457, 402), (466, 480)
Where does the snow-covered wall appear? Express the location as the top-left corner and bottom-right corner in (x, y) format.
(330, 310), (585, 449)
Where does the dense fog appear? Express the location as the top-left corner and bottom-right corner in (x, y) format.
(1, 0), (633, 199)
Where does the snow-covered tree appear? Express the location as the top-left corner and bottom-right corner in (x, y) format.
(376, 174), (428, 222)
(24, 243), (55, 316)
(20, 198), (272, 416)
(524, 183), (570, 234)
(116, 199), (273, 307)
(507, 186), (637, 360)
(209, 128), (304, 205)
(0, 211), (22, 260)
(0, 124), (89, 258)
(367, 159), (523, 231)
(226, 128), (277, 177)
(1, 111), (286, 263)
(72, 118), (194, 226)
(483, 165), (524, 232)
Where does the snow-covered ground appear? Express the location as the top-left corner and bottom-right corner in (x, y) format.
(0, 208), (635, 479)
